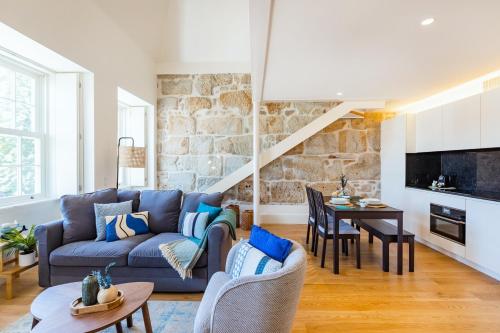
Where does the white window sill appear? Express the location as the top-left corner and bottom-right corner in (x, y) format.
(0, 197), (59, 210)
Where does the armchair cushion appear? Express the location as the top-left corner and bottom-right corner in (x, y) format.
(249, 225), (293, 263)
(193, 271), (232, 333)
(138, 190), (182, 233)
(60, 188), (117, 244)
(230, 242), (282, 278)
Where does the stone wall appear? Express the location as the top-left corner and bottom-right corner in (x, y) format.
(157, 73), (392, 204)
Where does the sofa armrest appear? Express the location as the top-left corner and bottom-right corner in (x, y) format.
(207, 223), (232, 281)
(35, 219), (64, 287)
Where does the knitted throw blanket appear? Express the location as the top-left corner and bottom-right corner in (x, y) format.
(159, 210), (236, 280)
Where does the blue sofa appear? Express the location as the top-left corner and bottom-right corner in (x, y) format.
(35, 189), (233, 292)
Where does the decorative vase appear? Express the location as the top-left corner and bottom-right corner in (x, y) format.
(97, 284), (118, 304)
(82, 274), (99, 306)
(18, 251), (36, 267)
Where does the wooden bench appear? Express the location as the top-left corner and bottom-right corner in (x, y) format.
(353, 219), (415, 272)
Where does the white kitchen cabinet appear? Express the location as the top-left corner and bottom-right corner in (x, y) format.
(415, 106), (443, 152)
(466, 199), (500, 276)
(442, 95), (481, 150)
(481, 87), (500, 148)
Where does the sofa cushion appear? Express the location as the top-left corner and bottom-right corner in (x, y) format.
(50, 233), (153, 267)
(118, 190), (141, 212)
(60, 188), (118, 244)
(179, 192), (223, 232)
(139, 190), (182, 233)
(128, 233), (208, 268)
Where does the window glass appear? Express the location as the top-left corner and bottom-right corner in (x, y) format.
(0, 58), (44, 201)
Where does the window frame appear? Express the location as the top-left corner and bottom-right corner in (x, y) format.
(0, 55), (47, 207)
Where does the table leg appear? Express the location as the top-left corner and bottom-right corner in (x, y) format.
(333, 216), (340, 274)
(127, 315), (133, 327)
(31, 317), (39, 329)
(142, 302), (153, 333)
(5, 275), (13, 299)
(397, 213), (403, 275)
(115, 321), (123, 333)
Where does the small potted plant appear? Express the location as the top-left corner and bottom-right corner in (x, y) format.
(2, 225), (37, 266)
(93, 262), (118, 304)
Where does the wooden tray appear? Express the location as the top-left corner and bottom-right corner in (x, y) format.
(70, 290), (124, 316)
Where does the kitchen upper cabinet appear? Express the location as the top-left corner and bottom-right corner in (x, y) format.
(481, 87), (500, 148)
(415, 106), (443, 152)
(442, 95), (481, 150)
(466, 199), (500, 276)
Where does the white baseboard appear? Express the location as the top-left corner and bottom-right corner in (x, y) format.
(415, 236), (500, 281)
(235, 204), (308, 225)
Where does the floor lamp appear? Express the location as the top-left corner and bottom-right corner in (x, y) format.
(116, 137), (146, 189)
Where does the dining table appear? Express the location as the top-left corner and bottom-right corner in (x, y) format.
(324, 198), (405, 275)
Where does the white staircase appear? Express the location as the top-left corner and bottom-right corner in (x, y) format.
(206, 100), (385, 193)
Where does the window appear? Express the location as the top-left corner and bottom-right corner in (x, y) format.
(0, 56), (45, 204)
(117, 102), (147, 188)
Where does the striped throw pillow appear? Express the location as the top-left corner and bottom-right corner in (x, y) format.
(230, 242), (283, 279)
(181, 212), (209, 239)
(105, 211), (149, 242)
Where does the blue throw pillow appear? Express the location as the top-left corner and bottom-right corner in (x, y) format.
(249, 226), (293, 263)
(94, 200), (133, 241)
(197, 202), (222, 223)
(105, 211), (149, 242)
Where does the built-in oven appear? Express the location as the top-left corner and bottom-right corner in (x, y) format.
(430, 204), (466, 246)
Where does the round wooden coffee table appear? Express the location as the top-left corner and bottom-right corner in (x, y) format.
(30, 282), (154, 333)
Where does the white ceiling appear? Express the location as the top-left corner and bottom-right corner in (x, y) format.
(261, 0), (500, 105)
(91, 0), (500, 105)
(93, 0), (250, 66)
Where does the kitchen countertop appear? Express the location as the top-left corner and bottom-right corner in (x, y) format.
(406, 185), (500, 203)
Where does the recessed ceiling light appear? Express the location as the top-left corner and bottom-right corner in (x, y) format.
(336, 92), (343, 96)
(421, 18), (435, 26)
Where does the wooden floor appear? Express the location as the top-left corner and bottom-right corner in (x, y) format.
(1, 224), (499, 332)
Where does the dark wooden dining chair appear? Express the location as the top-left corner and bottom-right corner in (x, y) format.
(305, 186), (317, 251)
(312, 189), (361, 270)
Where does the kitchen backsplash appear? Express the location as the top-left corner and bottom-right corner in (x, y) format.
(406, 148), (500, 195)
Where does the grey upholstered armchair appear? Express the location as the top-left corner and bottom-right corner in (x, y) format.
(194, 240), (307, 333)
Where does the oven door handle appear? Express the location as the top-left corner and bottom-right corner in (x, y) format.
(430, 213), (466, 225)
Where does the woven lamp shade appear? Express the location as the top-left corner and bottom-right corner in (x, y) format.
(118, 146), (146, 168)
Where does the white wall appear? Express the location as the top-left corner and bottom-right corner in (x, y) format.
(157, 0), (251, 74)
(0, 0), (157, 190)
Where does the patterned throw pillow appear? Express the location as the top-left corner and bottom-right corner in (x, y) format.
(181, 212), (209, 239)
(94, 200), (133, 241)
(230, 242), (283, 279)
(105, 211), (149, 242)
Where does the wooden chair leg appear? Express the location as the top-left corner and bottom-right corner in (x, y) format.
(320, 237), (327, 268)
(306, 224), (310, 245)
(382, 240), (390, 272)
(314, 232), (319, 257)
(369, 233), (374, 244)
(311, 226), (316, 252)
(356, 235), (361, 269)
(345, 240), (349, 256)
(409, 238), (415, 272)
(341, 239), (345, 255)
(350, 220), (355, 243)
